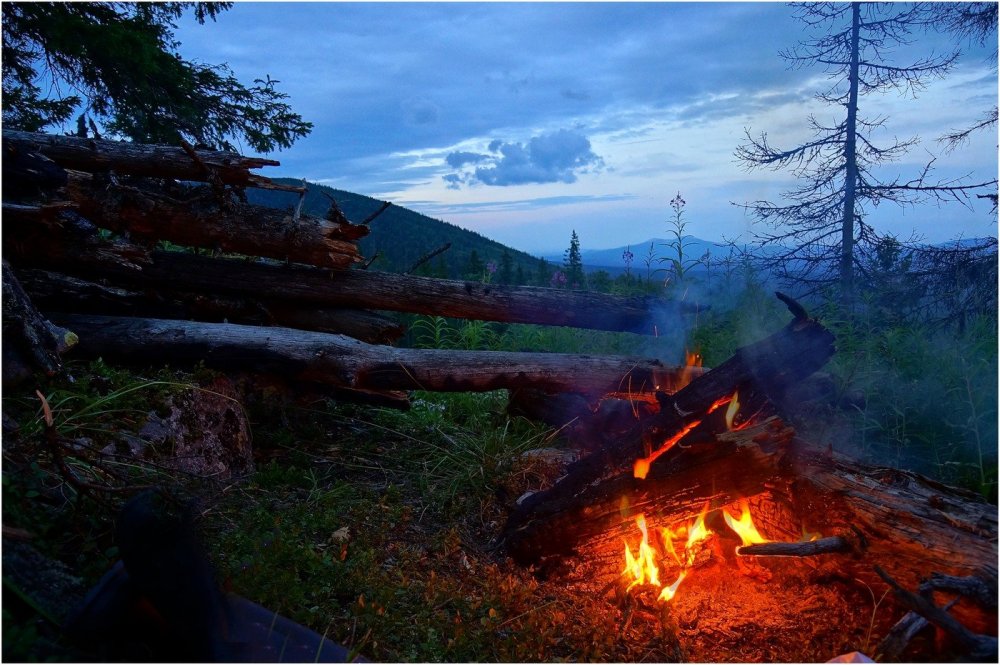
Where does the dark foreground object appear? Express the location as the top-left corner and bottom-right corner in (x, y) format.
(64, 490), (362, 662)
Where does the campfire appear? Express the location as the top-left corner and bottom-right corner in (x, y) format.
(502, 298), (997, 662)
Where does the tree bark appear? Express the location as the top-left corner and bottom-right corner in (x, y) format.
(63, 173), (365, 268)
(48, 314), (693, 397)
(55, 250), (700, 335)
(2, 129), (299, 192)
(1, 261), (77, 385)
(18, 269), (405, 344)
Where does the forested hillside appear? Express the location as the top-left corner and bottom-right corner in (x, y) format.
(248, 179), (550, 283)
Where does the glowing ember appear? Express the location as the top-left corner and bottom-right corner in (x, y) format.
(633, 420), (701, 479)
(723, 500), (770, 547)
(725, 391), (740, 430)
(623, 514), (660, 591)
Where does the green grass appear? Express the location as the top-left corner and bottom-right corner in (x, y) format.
(2, 263), (996, 661)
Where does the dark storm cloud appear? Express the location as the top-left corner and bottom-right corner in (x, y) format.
(446, 129), (604, 188)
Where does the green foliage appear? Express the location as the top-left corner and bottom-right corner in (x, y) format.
(1, 2), (311, 152)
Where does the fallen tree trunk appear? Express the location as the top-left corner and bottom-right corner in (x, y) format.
(49, 314), (691, 396)
(64, 173), (365, 268)
(55, 250), (700, 335)
(3, 129), (299, 192)
(18, 269), (405, 344)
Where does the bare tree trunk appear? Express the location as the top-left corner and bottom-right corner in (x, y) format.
(840, 2), (861, 309)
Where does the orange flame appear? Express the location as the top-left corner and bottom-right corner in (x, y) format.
(725, 391), (740, 430)
(676, 349), (703, 390)
(684, 502), (714, 565)
(657, 570), (687, 602)
(723, 500), (769, 547)
(623, 514), (660, 591)
(622, 503), (714, 604)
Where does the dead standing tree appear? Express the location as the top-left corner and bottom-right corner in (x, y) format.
(735, 2), (997, 307)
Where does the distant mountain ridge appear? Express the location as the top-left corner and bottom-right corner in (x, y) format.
(543, 236), (740, 275)
(247, 179), (547, 282)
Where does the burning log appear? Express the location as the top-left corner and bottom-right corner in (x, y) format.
(735, 535), (851, 557)
(505, 296), (835, 534)
(47, 314), (694, 397)
(31, 248), (699, 336)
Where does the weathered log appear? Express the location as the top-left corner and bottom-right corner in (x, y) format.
(789, 449), (999, 602)
(2, 261), (77, 385)
(48, 314), (692, 397)
(2, 129), (300, 191)
(63, 173), (365, 268)
(58, 250), (701, 335)
(19, 269), (404, 345)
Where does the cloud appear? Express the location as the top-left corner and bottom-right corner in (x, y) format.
(403, 97), (440, 125)
(445, 151), (490, 168)
(446, 129), (604, 187)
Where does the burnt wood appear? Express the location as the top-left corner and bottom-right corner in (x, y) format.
(505, 302), (836, 526)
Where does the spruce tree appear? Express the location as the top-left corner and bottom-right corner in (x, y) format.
(563, 230), (585, 289)
(1, 2), (311, 152)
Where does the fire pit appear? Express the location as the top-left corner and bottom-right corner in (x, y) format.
(502, 295), (997, 662)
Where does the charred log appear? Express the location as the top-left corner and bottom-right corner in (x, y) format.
(736, 535), (851, 557)
(507, 300), (835, 521)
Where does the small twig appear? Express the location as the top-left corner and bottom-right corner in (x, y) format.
(360, 251), (380, 270)
(874, 565), (998, 661)
(360, 200), (392, 225)
(404, 242), (452, 274)
(737, 535), (851, 557)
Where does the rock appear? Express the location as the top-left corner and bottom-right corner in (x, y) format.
(114, 377), (253, 480)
